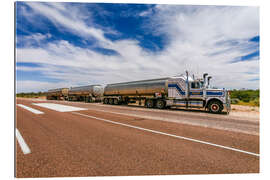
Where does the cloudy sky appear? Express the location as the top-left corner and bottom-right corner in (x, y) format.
(16, 2), (259, 93)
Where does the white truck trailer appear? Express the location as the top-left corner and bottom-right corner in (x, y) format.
(103, 71), (231, 114)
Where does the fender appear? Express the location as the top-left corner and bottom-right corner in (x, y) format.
(205, 98), (223, 108)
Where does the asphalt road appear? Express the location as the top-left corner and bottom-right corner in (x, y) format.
(15, 98), (259, 177)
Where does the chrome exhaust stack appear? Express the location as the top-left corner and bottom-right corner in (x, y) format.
(203, 73), (208, 88)
(185, 71), (190, 99)
(207, 76), (212, 88)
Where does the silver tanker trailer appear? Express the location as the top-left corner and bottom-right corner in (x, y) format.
(103, 71), (231, 114)
(68, 85), (104, 102)
(46, 88), (69, 100)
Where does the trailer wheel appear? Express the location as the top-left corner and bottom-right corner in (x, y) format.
(208, 100), (223, 113)
(156, 99), (165, 109)
(103, 98), (109, 104)
(86, 97), (92, 103)
(109, 98), (114, 105)
(145, 99), (154, 108)
(114, 98), (119, 105)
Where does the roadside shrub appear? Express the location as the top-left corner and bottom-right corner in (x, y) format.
(231, 98), (240, 104)
(229, 89), (259, 107)
(252, 98), (260, 107)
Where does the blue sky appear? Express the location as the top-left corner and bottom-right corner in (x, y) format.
(16, 2), (259, 92)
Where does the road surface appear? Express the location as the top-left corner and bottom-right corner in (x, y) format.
(15, 98), (259, 177)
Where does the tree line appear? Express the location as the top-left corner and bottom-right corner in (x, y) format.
(16, 92), (45, 98)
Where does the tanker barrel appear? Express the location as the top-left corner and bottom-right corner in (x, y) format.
(104, 77), (170, 96)
(69, 85), (103, 97)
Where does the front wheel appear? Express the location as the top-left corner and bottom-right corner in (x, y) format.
(208, 100), (223, 113)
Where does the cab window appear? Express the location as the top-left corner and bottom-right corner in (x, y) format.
(191, 82), (200, 89)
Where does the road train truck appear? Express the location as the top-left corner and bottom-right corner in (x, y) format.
(67, 85), (104, 102)
(103, 72), (231, 113)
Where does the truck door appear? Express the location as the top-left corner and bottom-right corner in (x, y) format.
(189, 82), (203, 98)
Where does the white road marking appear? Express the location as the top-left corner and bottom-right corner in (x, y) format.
(17, 104), (44, 114)
(72, 111), (260, 157)
(16, 129), (31, 155)
(33, 103), (86, 112)
(32, 99), (47, 101)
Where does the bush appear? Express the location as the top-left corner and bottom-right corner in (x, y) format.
(231, 98), (240, 104)
(243, 99), (250, 103)
(252, 98), (260, 107)
(230, 89), (259, 106)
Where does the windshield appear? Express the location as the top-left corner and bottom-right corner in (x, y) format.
(200, 81), (204, 88)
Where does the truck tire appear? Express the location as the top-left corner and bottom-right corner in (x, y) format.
(87, 97), (92, 103)
(156, 99), (165, 109)
(145, 99), (154, 108)
(103, 98), (109, 104)
(109, 98), (114, 105)
(114, 98), (119, 105)
(208, 100), (223, 113)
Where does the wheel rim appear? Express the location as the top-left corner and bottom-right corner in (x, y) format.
(211, 104), (219, 112)
(109, 99), (113, 104)
(146, 100), (153, 108)
(157, 101), (163, 108)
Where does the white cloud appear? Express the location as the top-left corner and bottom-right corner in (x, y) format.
(17, 33), (51, 47)
(25, 2), (112, 46)
(153, 5), (259, 41)
(139, 7), (154, 17)
(16, 4), (260, 92)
